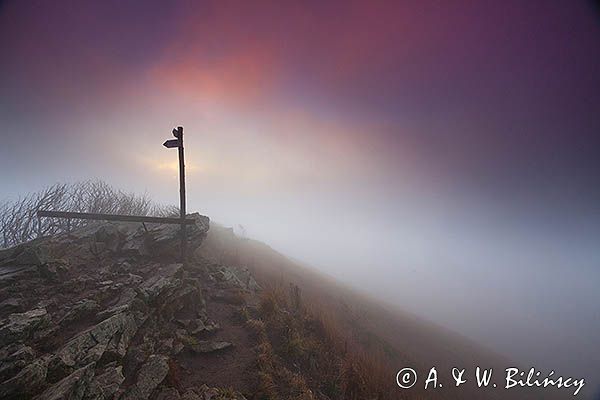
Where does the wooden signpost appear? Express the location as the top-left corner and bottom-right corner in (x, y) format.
(38, 125), (192, 263)
(164, 126), (187, 262)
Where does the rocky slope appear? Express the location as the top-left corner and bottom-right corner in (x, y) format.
(0, 214), (264, 399)
(0, 215), (561, 400)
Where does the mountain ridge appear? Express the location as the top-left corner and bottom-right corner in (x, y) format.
(0, 217), (559, 399)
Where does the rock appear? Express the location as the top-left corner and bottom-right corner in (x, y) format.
(0, 357), (49, 399)
(86, 364), (125, 400)
(33, 323), (60, 342)
(126, 273), (143, 285)
(0, 343), (35, 380)
(143, 213), (210, 259)
(155, 388), (180, 400)
(176, 319), (219, 335)
(137, 266), (204, 323)
(0, 244), (50, 277)
(157, 338), (174, 354)
(63, 275), (95, 294)
(190, 341), (232, 354)
(0, 308), (51, 347)
(0, 264), (37, 281)
(81, 380), (103, 400)
(180, 389), (201, 400)
(35, 362), (95, 400)
(210, 290), (246, 305)
(196, 385), (218, 399)
(37, 261), (69, 281)
(55, 212), (208, 259)
(121, 355), (169, 400)
(171, 341), (184, 356)
(110, 261), (132, 274)
(156, 278), (204, 322)
(213, 266), (260, 291)
(120, 233), (150, 257)
(0, 297), (26, 315)
(123, 344), (151, 377)
(10, 245), (49, 266)
(139, 274), (181, 303)
(93, 225), (124, 253)
(53, 312), (139, 374)
(97, 293), (147, 327)
(36, 298), (56, 309)
(60, 299), (100, 325)
(0, 246), (13, 262)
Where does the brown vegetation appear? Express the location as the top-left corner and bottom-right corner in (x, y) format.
(0, 180), (176, 248)
(198, 223), (554, 400)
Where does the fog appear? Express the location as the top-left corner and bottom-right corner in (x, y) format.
(1, 98), (598, 398)
(1, 0), (599, 397)
(190, 185), (600, 397)
(2, 125), (598, 395)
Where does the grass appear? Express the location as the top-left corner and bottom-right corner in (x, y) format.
(165, 357), (183, 390)
(246, 284), (399, 400)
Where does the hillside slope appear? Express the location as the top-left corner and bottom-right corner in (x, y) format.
(0, 218), (560, 399)
(199, 224), (564, 400)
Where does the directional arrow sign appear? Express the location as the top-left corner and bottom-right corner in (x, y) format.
(163, 139), (181, 148)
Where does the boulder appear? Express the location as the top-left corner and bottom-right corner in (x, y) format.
(1, 244), (49, 266)
(155, 388), (181, 400)
(66, 213), (209, 259)
(93, 225), (125, 253)
(210, 290), (246, 306)
(0, 343), (35, 381)
(0, 243), (49, 281)
(123, 341), (154, 378)
(0, 308), (51, 347)
(0, 297), (26, 315)
(53, 312), (139, 374)
(189, 341), (232, 354)
(121, 355), (169, 400)
(175, 318), (219, 335)
(37, 260), (69, 281)
(35, 362), (95, 400)
(59, 299), (100, 325)
(180, 389), (201, 400)
(0, 357), (49, 399)
(144, 213), (210, 258)
(0, 264), (38, 281)
(126, 273), (143, 285)
(156, 279), (204, 322)
(139, 274), (181, 303)
(213, 266), (260, 291)
(120, 232), (150, 257)
(83, 364), (125, 400)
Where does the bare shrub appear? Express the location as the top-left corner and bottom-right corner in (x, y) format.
(0, 180), (177, 248)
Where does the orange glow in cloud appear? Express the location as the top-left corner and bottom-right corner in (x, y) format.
(131, 1), (429, 194)
(149, 45), (279, 107)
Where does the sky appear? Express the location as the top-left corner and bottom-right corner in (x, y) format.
(1, 0), (599, 396)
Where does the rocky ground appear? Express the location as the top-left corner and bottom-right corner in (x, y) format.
(0, 214), (262, 399)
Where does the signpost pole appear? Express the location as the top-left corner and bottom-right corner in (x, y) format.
(176, 126), (187, 263)
(162, 126), (188, 263)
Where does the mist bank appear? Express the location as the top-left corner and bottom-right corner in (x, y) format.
(203, 194), (600, 398)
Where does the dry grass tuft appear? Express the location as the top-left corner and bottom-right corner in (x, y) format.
(165, 357), (183, 390)
(259, 286), (284, 317)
